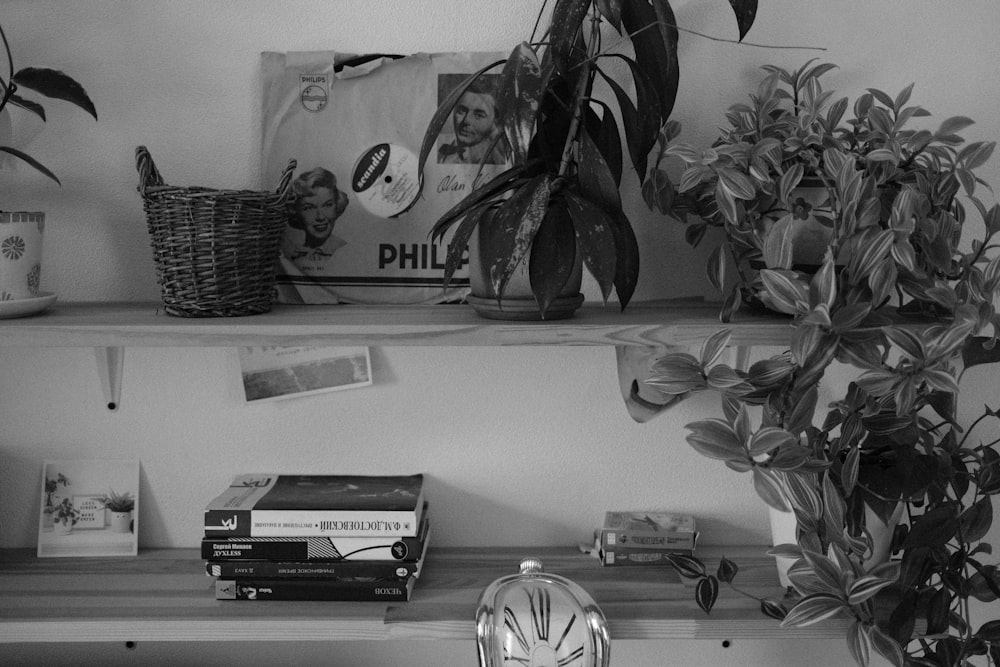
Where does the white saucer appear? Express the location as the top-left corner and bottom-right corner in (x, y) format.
(0, 292), (57, 319)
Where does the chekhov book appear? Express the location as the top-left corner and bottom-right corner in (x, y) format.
(203, 473), (425, 538)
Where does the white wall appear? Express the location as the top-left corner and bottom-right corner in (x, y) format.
(1, 1), (998, 665)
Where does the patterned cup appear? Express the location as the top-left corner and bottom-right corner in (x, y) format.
(0, 211), (45, 301)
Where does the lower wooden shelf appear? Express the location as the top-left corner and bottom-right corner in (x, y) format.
(0, 545), (846, 643)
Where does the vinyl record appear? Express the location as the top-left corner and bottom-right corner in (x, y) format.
(350, 143), (420, 218)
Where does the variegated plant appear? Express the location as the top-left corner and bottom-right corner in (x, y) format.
(644, 211), (1000, 662)
(411, 0), (759, 317)
(644, 60), (998, 323)
(0, 20), (97, 185)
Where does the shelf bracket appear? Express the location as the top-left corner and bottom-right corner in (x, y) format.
(615, 345), (684, 423)
(616, 344), (756, 424)
(95, 346), (124, 411)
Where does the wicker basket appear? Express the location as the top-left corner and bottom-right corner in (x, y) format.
(135, 146), (296, 317)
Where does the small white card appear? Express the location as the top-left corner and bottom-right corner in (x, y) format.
(38, 459), (140, 557)
(238, 346), (372, 402)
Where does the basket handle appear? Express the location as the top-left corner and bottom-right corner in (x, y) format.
(135, 146), (165, 192)
(274, 159), (298, 199)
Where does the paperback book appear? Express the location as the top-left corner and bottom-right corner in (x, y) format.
(206, 535), (428, 579)
(597, 511), (698, 552)
(215, 575), (417, 601)
(204, 473), (425, 538)
(202, 514), (429, 561)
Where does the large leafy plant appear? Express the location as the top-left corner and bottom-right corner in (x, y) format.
(0, 21), (97, 185)
(413, 0), (759, 317)
(642, 60), (1000, 663)
(644, 60), (996, 322)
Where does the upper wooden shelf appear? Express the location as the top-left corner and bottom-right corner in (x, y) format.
(0, 545), (843, 643)
(0, 300), (793, 348)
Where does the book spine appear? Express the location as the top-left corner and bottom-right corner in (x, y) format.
(201, 533), (426, 561)
(600, 547), (694, 566)
(206, 559), (419, 579)
(215, 577), (413, 601)
(598, 528), (697, 551)
(203, 508), (420, 538)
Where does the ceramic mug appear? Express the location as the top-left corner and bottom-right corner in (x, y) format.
(0, 211), (45, 301)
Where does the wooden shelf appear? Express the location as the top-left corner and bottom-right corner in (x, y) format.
(0, 300), (792, 348)
(0, 546), (844, 643)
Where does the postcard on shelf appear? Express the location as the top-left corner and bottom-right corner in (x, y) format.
(38, 459), (140, 558)
(237, 346), (372, 402)
(204, 473), (425, 538)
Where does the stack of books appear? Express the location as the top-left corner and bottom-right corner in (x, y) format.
(595, 511), (697, 566)
(202, 473), (429, 601)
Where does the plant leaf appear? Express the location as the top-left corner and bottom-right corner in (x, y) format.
(621, 0), (678, 123)
(0, 145), (61, 185)
(699, 329), (732, 368)
(529, 198), (577, 316)
(685, 419), (746, 462)
(577, 123), (623, 213)
(780, 593), (847, 627)
(564, 190), (618, 303)
(549, 0), (591, 75)
(12, 67), (97, 120)
(696, 575), (719, 614)
(727, 0), (759, 40)
(753, 467), (791, 511)
(497, 43), (548, 165)
(665, 552), (707, 579)
(596, 59), (658, 182)
(717, 556), (739, 583)
(485, 174), (551, 298)
(596, 0), (624, 31)
(847, 620), (871, 667)
(442, 203), (491, 290)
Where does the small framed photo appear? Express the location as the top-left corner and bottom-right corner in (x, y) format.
(38, 459), (140, 557)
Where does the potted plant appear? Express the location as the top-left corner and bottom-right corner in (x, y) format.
(644, 60), (996, 322)
(97, 489), (135, 534)
(41, 472), (68, 532)
(411, 0), (759, 319)
(0, 19), (97, 307)
(51, 497), (80, 535)
(642, 61), (1000, 664)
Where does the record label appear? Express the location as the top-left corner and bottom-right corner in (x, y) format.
(351, 143), (420, 218)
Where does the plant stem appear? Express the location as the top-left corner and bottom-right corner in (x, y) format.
(557, 12), (601, 178)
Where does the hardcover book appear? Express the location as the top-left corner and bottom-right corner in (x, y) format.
(215, 575), (417, 601)
(204, 473), (425, 538)
(202, 514), (429, 561)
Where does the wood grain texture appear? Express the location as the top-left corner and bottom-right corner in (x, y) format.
(0, 301), (793, 348)
(0, 546), (847, 643)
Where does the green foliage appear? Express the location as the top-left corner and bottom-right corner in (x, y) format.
(97, 489), (134, 513)
(646, 60), (998, 324)
(414, 0), (759, 317)
(51, 497), (79, 526)
(647, 60), (1000, 666)
(0, 21), (97, 186)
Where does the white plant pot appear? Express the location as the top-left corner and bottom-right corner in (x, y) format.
(0, 211), (45, 301)
(53, 521), (72, 536)
(768, 507), (797, 588)
(863, 503), (903, 570)
(110, 511), (132, 534)
(769, 503), (903, 589)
